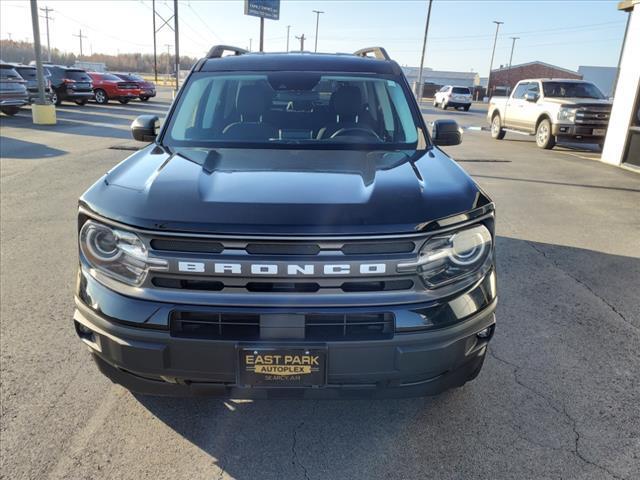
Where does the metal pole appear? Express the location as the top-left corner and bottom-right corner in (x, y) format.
(611, 11), (631, 99)
(152, 0), (157, 82)
(507, 36), (518, 94)
(40, 6), (53, 62)
(174, 0), (179, 91)
(286, 25), (290, 52)
(416, 0), (433, 104)
(296, 34), (305, 51)
(259, 17), (264, 52)
(313, 10), (323, 53)
(486, 20), (503, 97)
(29, 0), (46, 104)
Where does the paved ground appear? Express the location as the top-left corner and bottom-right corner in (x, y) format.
(1, 90), (639, 480)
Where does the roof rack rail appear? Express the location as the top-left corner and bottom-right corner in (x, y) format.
(206, 45), (248, 59)
(353, 47), (391, 61)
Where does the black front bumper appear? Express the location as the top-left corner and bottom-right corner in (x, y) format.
(74, 270), (497, 398)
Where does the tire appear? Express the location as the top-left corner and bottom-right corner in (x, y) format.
(490, 114), (506, 140)
(463, 105), (470, 112)
(1, 106), (20, 116)
(536, 118), (556, 149)
(52, 91), (61, 106)
(75, 99), (88, 106)
(119, 98), (130, 104)
(442, 102), (448, 110)
(94, 89), (108, 104)
(140, 96), (149, 102)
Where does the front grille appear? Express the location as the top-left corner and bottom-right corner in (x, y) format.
(144, 234), (423, 296)
(152, 276), (414, 293)
(170, 311), (394, 341)
(575, 106), (611, 126)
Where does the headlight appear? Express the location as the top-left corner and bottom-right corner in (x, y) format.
(398, 225), (493, 288)
(558, 107), (577, 122)
(79, 220), (167, 286)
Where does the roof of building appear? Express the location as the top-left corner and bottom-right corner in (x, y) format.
(200, 52), (400, 75)
(491, 61), (579, 76)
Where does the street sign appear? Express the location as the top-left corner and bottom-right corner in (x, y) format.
(244, 0), (280, 20)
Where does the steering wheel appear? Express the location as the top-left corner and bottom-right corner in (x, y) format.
(330, 127), (381, 141)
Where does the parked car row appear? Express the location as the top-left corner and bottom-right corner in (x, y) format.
(0, 63), (156, 116)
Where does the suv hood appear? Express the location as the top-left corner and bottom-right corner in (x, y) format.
(543, 97), (612, 107)
(81, 146), (488, 235)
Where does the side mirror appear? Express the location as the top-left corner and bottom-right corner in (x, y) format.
(131, 115), (159, 142)
(524, 92), (539, 102)
(432, 119), (462, 146)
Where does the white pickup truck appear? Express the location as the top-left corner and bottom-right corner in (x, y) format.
(487, 79), (612, 149)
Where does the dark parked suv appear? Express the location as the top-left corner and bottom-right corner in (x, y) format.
(0, 63), (29, 115)
(48, 66), (93, 105)
(75, 46), (497, 398)
(13, 64), (53, 103)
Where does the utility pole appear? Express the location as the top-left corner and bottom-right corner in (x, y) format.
(39, 5), (53, 62)
(312, 10), (324, 52)
(165, 44), (172, 75)
(73, 29), (86, 57)
(152, 0), (157, 82)
(295, 34), (306, 52)
(507, 36), (519, 94)
(174, 0), (179, 91)
(29, 0), (46, 105)
(259, 17), (264, 52)
(486, 20), (503, 98)
(286, 25), (291, 52)
(249, 38), (252, 51)
(153, 0), (176, 83)
(416, 0), (433, 103)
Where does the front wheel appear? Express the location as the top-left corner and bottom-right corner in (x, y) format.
(118, 99), (130, 104)
(463, 105), (470, 112)
(140, 96), (149, 102)
(1, 106), (20, 116)
(536, 118), (556, 149)
(491, 114), (506, 139)
(52, 91), (61, 106)
(442, 102), (448, 110)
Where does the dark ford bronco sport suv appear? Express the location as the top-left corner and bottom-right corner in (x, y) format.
(75, 46), (497, 398)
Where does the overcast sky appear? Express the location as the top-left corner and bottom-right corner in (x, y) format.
(0, 0), (628, 75)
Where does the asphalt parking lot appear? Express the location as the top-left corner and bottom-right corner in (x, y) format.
(1, 89), (639, 480)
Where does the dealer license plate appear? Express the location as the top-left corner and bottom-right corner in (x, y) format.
(238, 348), (326, 387)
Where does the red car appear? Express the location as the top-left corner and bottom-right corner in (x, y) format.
(87, 72), (141, 104)
(113, 72), (156, 102)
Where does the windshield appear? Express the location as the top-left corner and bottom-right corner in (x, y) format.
(542, 81), (605, 99)
(164, 72), (422, 150)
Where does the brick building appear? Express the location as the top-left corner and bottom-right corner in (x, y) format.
(488, 61), (582, 96)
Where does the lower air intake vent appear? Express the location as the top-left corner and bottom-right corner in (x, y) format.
(170, 312), (394, 341)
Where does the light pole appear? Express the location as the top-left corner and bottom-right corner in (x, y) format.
(507, 36), (519, 94)
(296, 34), (306, 51)
(312, 10), (323, 52)
(486, 20), (503, 97)
(286, 25), (291, 52)
(416, 0), (434, 103)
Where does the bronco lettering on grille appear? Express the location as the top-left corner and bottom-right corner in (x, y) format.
(177, 262), (386, 275)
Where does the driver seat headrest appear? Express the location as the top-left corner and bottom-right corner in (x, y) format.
(330, 86), (362, 119)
